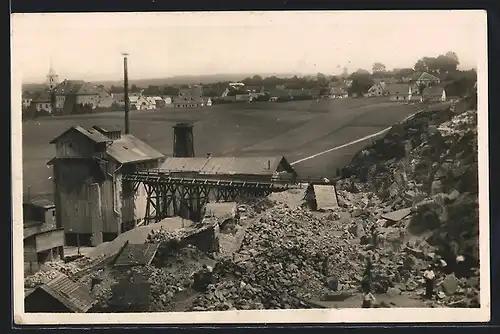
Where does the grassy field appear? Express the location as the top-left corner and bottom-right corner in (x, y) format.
(22, 97), (423, 198)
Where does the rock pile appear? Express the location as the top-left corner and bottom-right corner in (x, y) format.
(134, 245), (211, 312)
(187, 204), (363, 311)
(24, 269), (60, 288)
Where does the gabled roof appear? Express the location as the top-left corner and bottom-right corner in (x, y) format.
(106, 134), (165, 164)
(53, 80), (84, 95)
(22, 91), (37, 99)
(160, 156), (295, 176)
(35, 274), (97, 313)
(32, 91), (52, 103)
(408, 72), (422, 81)
(418, 72), (440, 82)
(422, 85), (445, 97)
(49, 125), (112, 144)
(385, 83), (411, 96)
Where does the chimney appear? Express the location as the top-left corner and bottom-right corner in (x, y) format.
(123, 53), (130, 134)
(267, 160), (271, 170)
(173, 123), (195, 157)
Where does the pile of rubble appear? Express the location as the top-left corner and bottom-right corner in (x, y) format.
(187, 204), (363, 311)
(24, 269), (61, 288)
(134, 245), (211, 311)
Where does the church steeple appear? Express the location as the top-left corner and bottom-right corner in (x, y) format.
(46, 59), (59, 90)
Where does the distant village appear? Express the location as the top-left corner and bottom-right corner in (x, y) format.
(22, 53), (477, 119)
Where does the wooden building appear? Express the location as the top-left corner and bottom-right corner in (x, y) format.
(23, 199), (65, 275)
(24, 273), (97, 313)
(47, 125), (165, 246)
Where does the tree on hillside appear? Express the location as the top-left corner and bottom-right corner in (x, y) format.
(330, 75), (340, 83)
(372, 62), (387, 74)
(143, 85), (162, 96)
(391, 68), (415, 79)
(162, 85), (180, 96)
(348, 70), (374, 96)
(414, 52), (460, 75)
(444, 69), (477, 98)
(316, 73), (328, 87)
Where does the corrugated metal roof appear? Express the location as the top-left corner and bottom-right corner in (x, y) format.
(106, 134), (165, 164)
(160, 156), (287, 176)
(113, 243), (160, 267)
(40, 274), (97, 313)
(312, 185), (338, 210)
(49, 125), (112, 144)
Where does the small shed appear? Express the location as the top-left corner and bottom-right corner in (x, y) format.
(304, 184), (339, 211)
(24, 274), (97, 313)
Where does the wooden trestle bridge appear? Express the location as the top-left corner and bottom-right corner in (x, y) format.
(123, 169), (291, 224)
(122, 169), (337, 224)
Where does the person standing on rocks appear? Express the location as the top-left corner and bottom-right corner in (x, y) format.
(361, 280), (376, 308)
(423, 264), (436, 299)
(370, 225), (379, 250)
(362, 252), (373, 290)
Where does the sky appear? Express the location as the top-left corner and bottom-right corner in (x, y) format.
(12, 10), (486, 83)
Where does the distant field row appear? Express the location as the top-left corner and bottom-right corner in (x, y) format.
(21, 97), (420, 198)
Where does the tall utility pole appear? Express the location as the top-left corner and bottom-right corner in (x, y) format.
(122, 53), (130, 134)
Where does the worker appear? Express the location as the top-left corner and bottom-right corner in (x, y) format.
(370, 225), (379, 249)
(423, 264), (436, 299)
(361, 280), (376, 308)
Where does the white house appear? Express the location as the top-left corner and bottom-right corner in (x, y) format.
(422, 86), (447, 102)
(367, 82), (387, 97)
(386, 83), (420, 101)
